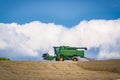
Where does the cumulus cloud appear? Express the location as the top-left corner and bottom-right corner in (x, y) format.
(0, 19), (120, 60)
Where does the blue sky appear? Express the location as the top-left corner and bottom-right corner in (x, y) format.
(0, 0), (120, 27)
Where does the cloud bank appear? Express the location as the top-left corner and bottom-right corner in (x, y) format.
(0, 19), (120, 60)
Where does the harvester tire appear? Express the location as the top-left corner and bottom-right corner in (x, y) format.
(72, 58), (78, 61)
(59, 56), (64, 61)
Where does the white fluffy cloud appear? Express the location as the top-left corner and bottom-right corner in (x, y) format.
(0, 19), (120, 60)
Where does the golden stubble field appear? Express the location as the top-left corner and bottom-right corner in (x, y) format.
(0, 60), (120, 80)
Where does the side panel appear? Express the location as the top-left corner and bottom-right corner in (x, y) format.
(60, 50), (76, 56)
(60, 49), (84, 57)
(76, 50), (84, 58)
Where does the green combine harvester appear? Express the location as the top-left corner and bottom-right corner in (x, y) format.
(42, 46), (87, 61)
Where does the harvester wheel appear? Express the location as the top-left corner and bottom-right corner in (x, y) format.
(59, 57), (64, 61)
(72, 58), (78, 61)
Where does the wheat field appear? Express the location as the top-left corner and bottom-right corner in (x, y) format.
(0, 60), (120, 80)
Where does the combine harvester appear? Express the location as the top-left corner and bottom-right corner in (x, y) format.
(43, 46), (91, 61)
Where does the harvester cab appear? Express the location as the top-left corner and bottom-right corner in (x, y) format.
(42, 46), (87, 61)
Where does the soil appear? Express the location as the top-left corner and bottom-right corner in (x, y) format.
(0, 60), (120, 80)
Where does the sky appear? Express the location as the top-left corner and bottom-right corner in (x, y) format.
(0, 0), (120, 60)
(0, 0), (120, 27)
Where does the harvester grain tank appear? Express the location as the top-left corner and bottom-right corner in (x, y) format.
(42, 46), (87, 61)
